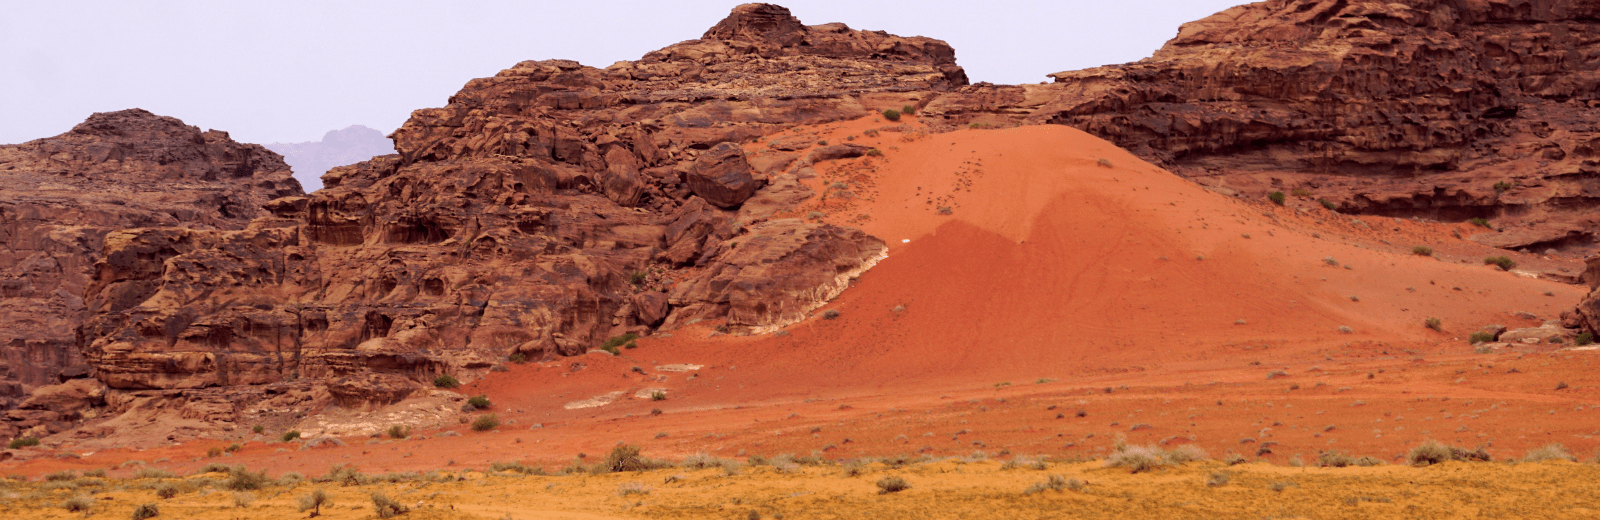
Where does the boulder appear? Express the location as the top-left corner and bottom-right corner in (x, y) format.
(686, 143), (762, 208)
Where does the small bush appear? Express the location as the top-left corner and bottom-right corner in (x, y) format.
(232, 492), (254, 508)
(1484, 256), (1516, 271)
(1105, 444), (1164, 473)
(1425, 317), (1442, 331)
(1319, 198), (1337, 210)
(1206, 471), (1231, 487)
(1022, 475), (1069, 495)
(882, 109), (901, 121)
(471, 414), (500, 432)
(1268, 191), (1286, 205)
(1469, 331), (1496, 344)
(1412, 245), (1433, 256)
(227, 466), (269, 491)
(901, 104), (917, 115)
(372, 493), (409, 518)
(876, 476), (910, 494)
(387, 425), (410, 439)
(131, 503), (160, 519)
(155, 483), (179, 499)
(508, 353), (527, 364)
(322, 464), (368, 486)
(297, 489), (331, 516)
(1493, 181), (1512, 194)
(433, 374), (460, 388)
(627, 271), (646, 286)
(225, 443), (243, 453)
(602, 334), (639, 350)
(866, 148), (883, 157)
(135, 468), (174, 479)
(1290, 188), (1312, 197)
(282, 430), (302, 442)
(1096, 158), (1114, 168)
(467, 395), (491, 409)
(822, 309), (841, 320)
(1317, 451), (1355, 467)
(251, 424), (264, 434)
(63, 495), (93, 512)
(1406, 440), (1490, 466)
(651, 390), (667, 401)
(1577, 333), (1594, 346)
(1468, 217), (1493, 228)
(1522, 443), (1576, 463)
(8, 437), (39, 449)
(601, 444), (663, 473)
(207, 447), (222, 457)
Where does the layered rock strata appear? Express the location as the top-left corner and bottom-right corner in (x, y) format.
(0, 109), (300, 423)
(44, 3), (921, 441)
(926, 0), (1600, 255)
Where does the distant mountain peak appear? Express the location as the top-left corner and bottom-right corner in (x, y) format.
(267, 125), (394, 192)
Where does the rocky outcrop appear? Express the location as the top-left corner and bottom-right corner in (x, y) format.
(0, 109), (300, 424)
(925, 0), (1600, 255)
(54, 4), (933, 440)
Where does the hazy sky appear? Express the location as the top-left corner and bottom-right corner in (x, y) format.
(3, 1), (1243, 147)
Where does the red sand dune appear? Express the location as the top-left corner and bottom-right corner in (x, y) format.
(12, 119), (1596, 478)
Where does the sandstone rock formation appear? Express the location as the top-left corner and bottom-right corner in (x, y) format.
(0, 109), (300, 427)
(266, 125), (395, 192)
(33, 3), (919, 443)
(23, 0), (1600, 445)
(925, 0), (1600, 256)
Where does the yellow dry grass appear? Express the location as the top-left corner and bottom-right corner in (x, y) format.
(3, 458), (1599, 519)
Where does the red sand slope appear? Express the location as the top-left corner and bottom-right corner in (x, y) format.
(10, 119), (1595, 478)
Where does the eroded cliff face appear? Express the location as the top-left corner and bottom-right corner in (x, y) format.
(44, 4), (923, 442)
(22, 0), (1600, 445)
(927, 0), (1600, 255)
(0, 109), (300, 435)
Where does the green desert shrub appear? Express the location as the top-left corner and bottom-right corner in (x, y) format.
(471, 414), (500, 432)
(1290, 188), (1312, 197)
(1577, 333), (1595, 346)
(1267, 191), (1286, 205)
(433, 374), (460, 388)
(387, 425), (410, 439)
(1484, 256), (1516, 271)
(1469, 331), (1496, 344)
(901, 104), (917, 115)
(467, 395), (492, 409)
(1493, 181), (1512, 193)
(1412, 245), (1433, 256)
(8, 437), (39, 449)
(882, 109), (901, 121)
(281, 430), (302, 442)
(1319, 198), (1337, 210)
(1425, 317), (1442, 331)
(1468, 217), (1493, 228)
